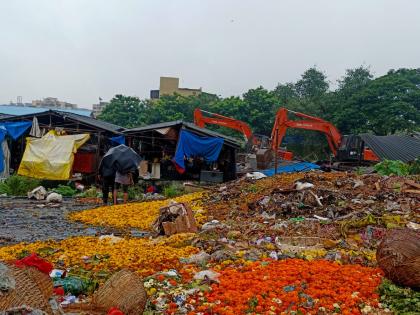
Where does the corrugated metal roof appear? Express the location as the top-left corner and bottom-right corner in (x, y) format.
(0, 105), (92, 117)
(124, 120), (241, 148)
(56, 111), (124, 133)
(360, 133), (420, 162)
(0, 109), (124, 134)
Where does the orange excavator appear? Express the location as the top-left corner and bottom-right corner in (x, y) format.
(193, 108), (268, 149)
(271, 107), (380, 163)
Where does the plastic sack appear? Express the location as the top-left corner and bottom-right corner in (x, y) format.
(53, 276), (97, 295)
(14, 253), (53, 275)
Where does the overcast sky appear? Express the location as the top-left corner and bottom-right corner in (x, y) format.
(1, 0), (419, 108)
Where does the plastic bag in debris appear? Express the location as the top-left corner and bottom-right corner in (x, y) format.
(28, 186), (47, 200)
(99, 234), (123, 244)
(0, 262), (15, 292)
(294, 182), (314, 191)
(46, 192), (63, 203)
(53, 276), (96, 295)
(14, 253), (53, 274)
(201, 220), (228, 231)
(193, 270), (220, 282)
(246, 172), (267, 180)
(49, 269), (65, 278)
(181, 251), (211, 265)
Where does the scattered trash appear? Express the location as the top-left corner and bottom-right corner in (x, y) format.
(27, 186), (47, 200)
(152, 202), (198, 235)
(246, 172), (267, 180)
(181, 251), (211, 265)
(99, 234), (123, 244)
(0, 263), (15, 292)
(46, 192), (63, 203)
(193, 270), (220, 282)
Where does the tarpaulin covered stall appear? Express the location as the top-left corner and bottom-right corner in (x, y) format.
(18, 131), (90, 180)
(0, 121), (32, 175)
(174, 130), (224, 174)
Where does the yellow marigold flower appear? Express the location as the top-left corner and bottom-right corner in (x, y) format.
(69, 192), (204, 230)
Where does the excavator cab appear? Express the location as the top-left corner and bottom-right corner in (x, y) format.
(337, 135), (380, 163)
(337, 135), (363, 162)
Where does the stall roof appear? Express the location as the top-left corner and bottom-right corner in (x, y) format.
(360, 133), (420, 162)
(124, 120), (241, 148)
(0, 105), (92, 117)
(0, 110), (125, 135)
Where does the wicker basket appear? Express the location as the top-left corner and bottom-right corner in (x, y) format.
(0, 264), (53, 314)
(376, 228), (420, 288)
(92, 269), (147, 315)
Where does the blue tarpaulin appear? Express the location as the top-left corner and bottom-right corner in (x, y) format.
(261, 162), (320, 177)
(0, 121), (32, 172)
(174, 130), (224, 173)
(110, 135), (125, 145)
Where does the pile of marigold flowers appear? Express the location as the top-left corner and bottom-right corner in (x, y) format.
(69, 192), (204, 230)
(0, 234), (198, 277)
(189, 259), (383, 315)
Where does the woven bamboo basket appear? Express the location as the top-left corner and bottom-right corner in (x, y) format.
(92, 269), (147, 315)
(0, 264), (53, 314)
(376, 228), (420, 288)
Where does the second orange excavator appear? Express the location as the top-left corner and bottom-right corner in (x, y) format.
(271, 107), (380, 163)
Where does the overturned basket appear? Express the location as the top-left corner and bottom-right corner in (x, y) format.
(0, 263), (53, 314)
(92, 269), (147, 315)
(376, 228), (420, 288)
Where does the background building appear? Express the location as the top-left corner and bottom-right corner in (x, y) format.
(92, 100), (109, 118)
(32, 97), (77, 109)
(150, 77), (203, 99)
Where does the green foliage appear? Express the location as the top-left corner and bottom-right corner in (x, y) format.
(0, 175), (42, 196)
(163, 183), (184, 198)
(127, 186), (144, 200)
(53, 185), (77, 197)
(409, 158), (420, 175)
(379, 279), (420, 314)
(77, 187), (99, 198)
(374, 160), (410, 176)
(98, 94), (149, 128)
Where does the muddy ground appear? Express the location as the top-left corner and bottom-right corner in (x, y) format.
(0, 198), (148, 245)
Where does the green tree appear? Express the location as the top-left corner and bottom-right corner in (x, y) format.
(241, 87), (279, 135)
(144, 93), (218, 125)
(98, 95), (148, 128)
(295, 67), (329, 99)
(336, 68), (420, 135)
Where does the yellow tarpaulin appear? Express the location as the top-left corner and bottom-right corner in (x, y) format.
(18, 131), (90, 180)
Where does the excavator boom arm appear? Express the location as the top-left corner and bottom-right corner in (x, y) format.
(271, 108), (342, 156)
(194, 108), (254, 141)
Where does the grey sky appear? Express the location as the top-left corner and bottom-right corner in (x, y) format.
(1, 0), (419, 109)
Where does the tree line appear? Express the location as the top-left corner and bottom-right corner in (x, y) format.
(99, 67), (420, 158)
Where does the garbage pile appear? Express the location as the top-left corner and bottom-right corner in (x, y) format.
(0, 170), (419, 314)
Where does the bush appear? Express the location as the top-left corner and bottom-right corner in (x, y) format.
(374, 160), (410, 176)
(163, 183), (184, 198)
(53, 185), (77, 197)
(409, 158), (420, 175)
(0, 175), (42, 196)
